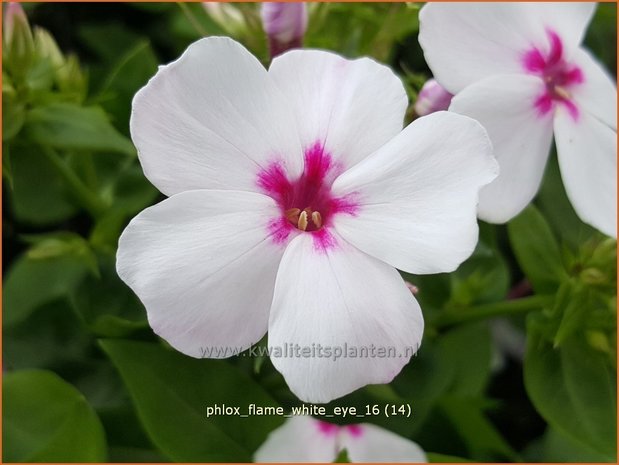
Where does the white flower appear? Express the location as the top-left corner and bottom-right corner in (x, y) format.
(254, 416), (427, 463)
(260, 2), (308, 57)
(117, 37), (497, 403)
(414, 78), (453, 116)
(419, 2), (617, 237)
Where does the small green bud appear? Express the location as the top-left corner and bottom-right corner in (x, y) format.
(580, 267), (608, 286)
(33, 26), (64, 69)
(4, 2), (35, 78)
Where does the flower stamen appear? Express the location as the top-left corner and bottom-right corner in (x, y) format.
(311, 211), (322, 229)
(298, 210), (308, 231)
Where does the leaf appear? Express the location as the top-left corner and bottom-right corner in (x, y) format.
(524, 320), (617, 460)
(71, 256), (148, 337)
(8, 145), (78, 225)
(100, 339), (284, 462)
(96, 40), (158, 133)
(536, 153), (595, 247)
(536, 427), (613, 462)
(438, 323), (493, 396)
(3, 369), (107, 462)
(439, 397), (520, 462)
(23, 102), (134, 155)
(507, 205), (567, 294)
(4, 252), (91, 327)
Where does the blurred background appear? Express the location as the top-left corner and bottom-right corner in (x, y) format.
(3, 2), (617, 463)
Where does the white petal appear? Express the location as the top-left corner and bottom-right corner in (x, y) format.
(268, 233), (424, 403)
(130, 37), (303, 196)
(554, 109), (617, 238)
(331, 111), (497, 275)
(341, 424), (427, 463)
(117, 190), (290, 358)
(268, 49), (408, 169)
(572, 47), (617, 131)
(419, 2), (595, 93)
(450, 74), (555, 224)
(254, 417), (339, 463)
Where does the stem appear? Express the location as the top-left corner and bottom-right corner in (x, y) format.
(41, 146), (107, 218)
(432, 295), (552, 329)
(177, 2), (208, 37)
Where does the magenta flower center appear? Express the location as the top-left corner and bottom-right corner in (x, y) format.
(257, 142), (358, 247)
(523, 30), (584, 120)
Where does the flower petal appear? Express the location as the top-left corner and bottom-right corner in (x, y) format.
(341, 423), (427, 463)
(131, 37), (303, 196)
(554, 109), (617, 238)
(449, 74), (555, 224)
(117, 190), (288, 358)
(572, 47), (617, 131)
(268, 49), (408, 169)
(268, 232), (424, 403)
(331, 111), (497, 275)
(419, 2), (595, 93)
(254, 417), (339, 463)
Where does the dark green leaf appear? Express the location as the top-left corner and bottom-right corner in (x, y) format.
(508, 205), (567, 294)
(100, 339), (284, 462)
(524, 321), (616, 459)
(4, 253), (90, 327)
(3, 369), (107, 462)
(23, 103), (135, 154)
(8, 145), (78, 225)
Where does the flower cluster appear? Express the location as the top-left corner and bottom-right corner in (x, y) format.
(419, 2), (617, 236)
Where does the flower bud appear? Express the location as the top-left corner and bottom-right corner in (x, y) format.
(4, 2), (35, 77)
(34, 27), (64, 69)
(413, 79), (453, 116)
(260, 2), (307, 58)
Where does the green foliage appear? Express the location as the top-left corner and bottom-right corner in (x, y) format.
(3, 370), (107, 462)
(525, 318), (617, 460)
(100, 340), (284, 462)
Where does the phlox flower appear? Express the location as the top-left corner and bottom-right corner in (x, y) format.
(117, 37), (497, 403)
(419, 2), (617, 237)
(254, 416), (427, 463)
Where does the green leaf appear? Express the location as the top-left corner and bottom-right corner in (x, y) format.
(71, 257), (148, 337)
(536, 427), (613, 462)
(23, 102), (135, 154)
(439, 397), (519, 462)
(3, 369), (107, 462)
(3, 92), (26, 140)
(524, 321), (617, 460)
(8, 145), (78, 225)
(438, 323), (493, 396)
(100, 339), (284, 462)
(507, 205), (567, 294)
(552, 281), (591, 347)
(536, 153), (595, 247)
(4, 252), (91, 327)
(96, 40), (158, 133)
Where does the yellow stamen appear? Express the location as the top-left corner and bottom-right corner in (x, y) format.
(555, 86), (571, 100)
(298, 210), (308, 231)
(285, 208), (300, 223)
(311, 211), (322, 228)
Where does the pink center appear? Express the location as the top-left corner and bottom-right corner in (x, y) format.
(522, 29), (584, 121)
(315, 420), (365, 438)
(257, 142), (358, 250)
